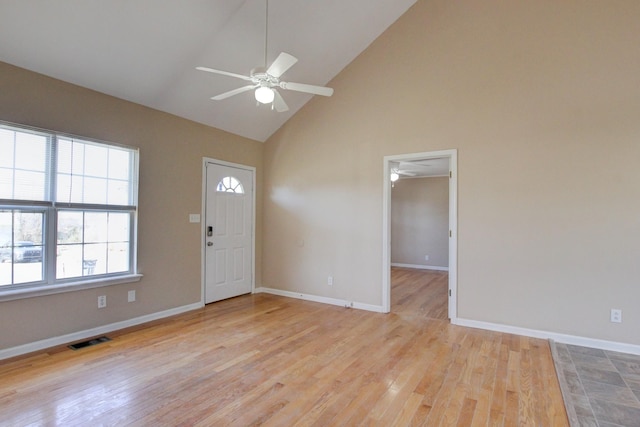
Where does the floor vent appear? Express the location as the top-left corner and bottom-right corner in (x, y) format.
(68, 336), (111, 350)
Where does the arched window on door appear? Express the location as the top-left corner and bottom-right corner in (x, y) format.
(216, 176), (244, 194)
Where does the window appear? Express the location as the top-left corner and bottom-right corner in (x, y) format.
(0, 121), (139, 298)
(216, 176), (244, 194)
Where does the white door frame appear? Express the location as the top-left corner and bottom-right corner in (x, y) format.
(382, 149), (458, 319)
(201, 158), (256, 304)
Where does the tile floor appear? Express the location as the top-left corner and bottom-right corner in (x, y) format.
(551, 342), (640, 427)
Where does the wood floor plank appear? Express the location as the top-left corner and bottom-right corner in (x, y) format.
(519, 348), (535, 426)
(456, 397), (478, 426)
(489, 342), (509, 426)
(470, 335), (500, 427)
(390, 392), (424, 426)
(0, 269), (569, 426)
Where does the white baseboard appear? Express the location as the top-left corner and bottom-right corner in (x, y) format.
(454, 318), (640, 356)
(391, 263), (449, 272)
(254, 287), (385, 313)
(0, 302), (204, 361)
(255, 288), (640, 355)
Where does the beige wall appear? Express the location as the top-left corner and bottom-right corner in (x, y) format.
(0, 62), (263, 350)
(391, 177), (449, 268)
(263, 0), (640, 345)
(3, 0), (640, 351)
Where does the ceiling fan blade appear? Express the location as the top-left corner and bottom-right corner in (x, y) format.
(267, 52), (298, 78)
(273, 89), (289, 112)
(280, 81), (334, 97)
(196, 66), (253, 81)
(211, 85), (257, 101)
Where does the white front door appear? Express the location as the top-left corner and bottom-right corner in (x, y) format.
(204, 162), (253, 304)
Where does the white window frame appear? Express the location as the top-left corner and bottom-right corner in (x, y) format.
(0, 121), (141, 302)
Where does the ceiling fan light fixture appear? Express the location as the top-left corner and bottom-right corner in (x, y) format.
(196, 0), (332, 112)
(390, 172), (400, 182)
(255, 86), (275, 104)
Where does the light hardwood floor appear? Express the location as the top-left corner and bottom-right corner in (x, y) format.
(0, 270), (568, 426)
(391, 267), (448, 320)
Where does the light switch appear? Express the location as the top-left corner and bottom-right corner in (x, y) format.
(189, 214), (200, 223)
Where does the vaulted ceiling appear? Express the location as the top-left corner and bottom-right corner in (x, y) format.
(0, 0), (417, 142)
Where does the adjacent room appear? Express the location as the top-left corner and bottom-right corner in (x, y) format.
(1, 0), (640, 425)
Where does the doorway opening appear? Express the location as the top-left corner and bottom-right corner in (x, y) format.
(382, 149), (457, 320)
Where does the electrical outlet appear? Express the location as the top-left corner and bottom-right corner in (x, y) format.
(425, 255), (429, 261)
(128, 290), (136, 302)
(610, 309), (622, 323)
(328, 276), (333, 286)
(98, 295), (107, 309)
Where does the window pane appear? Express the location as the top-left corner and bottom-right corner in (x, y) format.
(0, 168), (12, 199)
(85, 144), (108, 178)
(14, 170), (46, 200)
(107, 212), (130, 242)
(107, 180), (130, 205)
(0, 210), (44, 286)
(0, 129), (14, 168)
(15, 211), (43, 244)
(55, 174), (71, 202)
(57, 242), (108, 279)
(56, 174), (85, 203)
(56, 210), (132, 279)
(83, 177), (107, 204)
(0, 211), (11, 243)
(0, 125), (50, 202)
(57, 244), (82, 279)
(84, 243), (107, 276)
(216, 176), (244, 194)
(57, 211), (83, 244)
(57, 138), (134, 206)
(85, 212), (108, 243)
(108, 148), (130, 180)
(108, 242), (129, 273)
(15, 132), (47, 172)
(57, 138), (85, 175)
(0, 211), (12, 286)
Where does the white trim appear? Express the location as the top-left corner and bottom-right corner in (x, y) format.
(0, 274), (143, 302)
(391, 263), (449, 272)
(201, 158), (256, 305)
(454, 318), (640, 356)
(0, 302), (203, 361)
(254, 287), (385, 313)
(383, 149), (458, 319)
(448, 151), (458, 320)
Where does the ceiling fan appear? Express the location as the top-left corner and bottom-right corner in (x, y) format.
(196, 0), (333, 112)
(390, 161), (419, 181)
(196, 52), (333, 112)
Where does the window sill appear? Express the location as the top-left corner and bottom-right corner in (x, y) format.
(0, 274), (143, 302)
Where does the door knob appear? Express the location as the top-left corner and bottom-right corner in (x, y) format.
(207, 242), (213, 246)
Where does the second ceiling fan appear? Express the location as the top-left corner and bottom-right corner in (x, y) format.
(196, 0), (334, 112)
